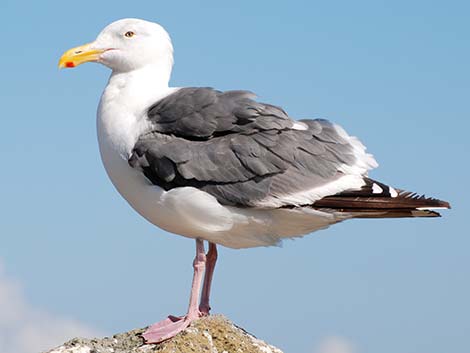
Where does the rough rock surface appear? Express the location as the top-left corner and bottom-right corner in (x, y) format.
(45, 315), (283, 353)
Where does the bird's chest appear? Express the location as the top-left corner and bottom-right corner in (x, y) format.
(97, 80), (176, 158)
(95, 78), (153, 205)
(97, 86), (148, 158)
(95, 85), (189, 235)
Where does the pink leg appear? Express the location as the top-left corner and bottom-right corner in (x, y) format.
(143, 239), (206, 343)
(199, 243), (218, 315)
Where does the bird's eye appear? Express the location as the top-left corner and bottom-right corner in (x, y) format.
(124, 31), (135, 38)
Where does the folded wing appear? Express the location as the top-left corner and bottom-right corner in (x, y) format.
(129, 87), (378, 208)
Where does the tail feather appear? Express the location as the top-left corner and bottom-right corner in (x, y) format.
(312, 178), (450, 218)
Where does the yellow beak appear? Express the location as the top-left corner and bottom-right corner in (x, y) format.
(58, 42), (104, 69)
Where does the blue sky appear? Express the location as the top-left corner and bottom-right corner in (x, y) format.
(1, 1), (469, 352)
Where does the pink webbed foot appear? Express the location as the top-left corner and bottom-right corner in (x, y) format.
(143, 313), (201, 343)
(143, 240), (218, 344)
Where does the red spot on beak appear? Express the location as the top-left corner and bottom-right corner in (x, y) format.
(65, 62), (75, 68)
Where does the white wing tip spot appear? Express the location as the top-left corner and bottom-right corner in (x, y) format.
(389, 186), (398, 198)
(372, 183), (383, 194)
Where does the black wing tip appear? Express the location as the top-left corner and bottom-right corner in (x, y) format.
(312, 184), (451, 219)
(396, 190), (451, 210)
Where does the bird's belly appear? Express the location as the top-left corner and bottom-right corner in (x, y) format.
(98, 140), (234, 238)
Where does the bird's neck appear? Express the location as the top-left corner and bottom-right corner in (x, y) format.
(97, 63), (177, 159)
(106, 63), (173, 112)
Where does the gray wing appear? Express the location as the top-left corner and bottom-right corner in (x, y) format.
(145, 87), (293, 138)
(129, 87), (377, 208)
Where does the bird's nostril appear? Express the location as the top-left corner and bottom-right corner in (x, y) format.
(75, 50), (83, 54)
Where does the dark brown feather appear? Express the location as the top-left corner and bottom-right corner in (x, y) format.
(313, 188), (450, 218)
(314, 191), (450, 209)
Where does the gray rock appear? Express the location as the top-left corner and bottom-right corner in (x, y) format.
(45, 315), (283, 353)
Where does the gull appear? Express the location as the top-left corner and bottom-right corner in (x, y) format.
(59, 18), (450, 343)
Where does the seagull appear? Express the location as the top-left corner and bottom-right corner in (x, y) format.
(59, 18), (450, 343)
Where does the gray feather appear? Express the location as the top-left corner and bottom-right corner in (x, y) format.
(129, 87), (364, 207)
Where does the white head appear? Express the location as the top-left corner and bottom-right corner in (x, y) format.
(59, 18), (174, 74)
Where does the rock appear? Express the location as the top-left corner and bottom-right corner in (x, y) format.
(45, 315), (283, 353)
